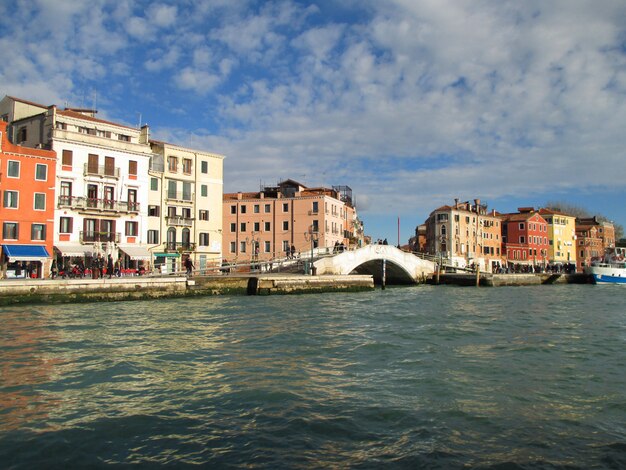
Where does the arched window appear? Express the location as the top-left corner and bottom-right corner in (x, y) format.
(167, 227), (176, 250)
(182, 228), (191, 249)
(441, 225), (447, 236)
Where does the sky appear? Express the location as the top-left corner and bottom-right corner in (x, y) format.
(1, 0), (625, 244)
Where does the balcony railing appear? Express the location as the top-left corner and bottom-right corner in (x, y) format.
(166, 191), (193, 202)
(166, 216), (194, 227)
(80, 231), (121, 243)
(84, 163), (120, 178)
(164, 242), (196, 252)
(58, 196), (139, 213)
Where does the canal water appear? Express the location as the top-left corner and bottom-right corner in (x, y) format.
(1, 285), (625, 469)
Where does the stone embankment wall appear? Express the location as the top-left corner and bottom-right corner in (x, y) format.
(0, 275), (375, 306)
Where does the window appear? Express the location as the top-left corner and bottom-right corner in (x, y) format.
(182, 158), (192, 174)
(201, 161), (208, 174)
(182, 182), (192, 201)
(264, 222), (271, 231)
(167, 180), (177, 199)
(118, 134), (130, 142)
(283, 203), (289, 212)
(519, 223), (525, 230)
(312, 201), (318, 213)
(168, 156), (177, 172)
(56, 121), (66, 130)
(264, 241), (271, 253)
(240, 205), (247, 214)
(240, 222), (246, 232)
(151, 177), (159, 191)
(127, 189), (138, 211)
(437, 213), (449, 222)
(35, 164), (47, 181)
(3, 222), (18, 239)
(3, 190), (18, 208)
(230, 242), (236, 253)
(34, 193), (46, 210)
(230, 223), (236, 232)
(17, 127), (27, 143)
(182, 207), (191, 219)
(31, 223), (46, 241)
(7, 160), (19, 178)
(240, 241), (246, 253)
(201, 184), (208, 197)
(265, 204), (271, 213)
(254, 204), (260, 213)
(520, 236), (525, 244)
(148, 205), (160, 217)
(199, 233), (209, 246)
(125, 221), (138, 236)
(231, 205), (237, 214)
(199, 210), (209, 221)
(60, 217), (73, 233)
(283, 240), (289, 252)
(129, 160), (137, 176)
(283, 221), (289, 230)
(254, 222), (260, 231)
(62, 149), (73, 166)
(148, 230), (159, 244)
(168, 206), (177, 218)
(96, 129), (111, 138)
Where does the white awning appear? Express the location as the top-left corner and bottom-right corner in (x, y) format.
(118, 244), (152, 260)
(54, 243), (93, 257)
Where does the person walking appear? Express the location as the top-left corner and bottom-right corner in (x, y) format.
(107, 255), (114, 279)
(185, 257), (194, 277)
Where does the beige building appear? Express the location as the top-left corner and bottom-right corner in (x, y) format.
(223, 179), (363, 264)
(539, 209), (577, 266)
(425, 199), (502, 271)
(148, 140), (224, 273)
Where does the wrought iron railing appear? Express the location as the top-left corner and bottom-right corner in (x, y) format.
(79, 231), (121, 243)
(84, 163), (120, 178)
(58, 196), (139, 213)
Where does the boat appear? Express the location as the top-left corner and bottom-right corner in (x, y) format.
(585, 247), (626, 284)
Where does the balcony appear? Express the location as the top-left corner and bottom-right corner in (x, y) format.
(84, 163), (120, 179)
(166, 191), (193, 202)
(166, 216), (194, 227)
(58, 196), (140, 213)
(164, 242), (196, 252)
(80, 231), (121, 243)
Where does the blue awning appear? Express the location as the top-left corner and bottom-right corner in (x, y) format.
(2, 245), (50, 261)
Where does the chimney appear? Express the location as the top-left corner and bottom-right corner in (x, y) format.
(454, 198), (459, 208)
(237, 192), (242, 200)
(139, 124), (150, 144)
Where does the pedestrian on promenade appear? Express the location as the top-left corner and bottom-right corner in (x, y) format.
(107, 255), (114, 279)
(185, 257), (194, 277)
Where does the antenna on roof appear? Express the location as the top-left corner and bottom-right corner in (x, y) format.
(92, 89), (97, 113)
(137, 112), (142, 128)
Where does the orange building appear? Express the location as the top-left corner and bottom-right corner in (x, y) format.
(223, 179), (363, 264)
(0, 120), (57, 278)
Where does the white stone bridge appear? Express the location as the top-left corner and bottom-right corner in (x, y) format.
(314, 245), (436, 284)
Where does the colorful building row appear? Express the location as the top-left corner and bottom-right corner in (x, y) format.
(415, 198), (615, 272)
(0, 95), (224, 278)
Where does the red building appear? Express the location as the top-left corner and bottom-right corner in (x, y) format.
(500, 208), (549, 270)
(0, 120), (57, 278)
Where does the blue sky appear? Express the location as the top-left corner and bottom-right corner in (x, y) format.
(2, 0), (626, 243)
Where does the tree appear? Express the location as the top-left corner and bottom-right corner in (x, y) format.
(544, 200), (624, 239)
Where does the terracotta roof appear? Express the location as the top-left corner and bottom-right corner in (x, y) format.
(57, 108), (136, 131)
(538, 208), (574, 217)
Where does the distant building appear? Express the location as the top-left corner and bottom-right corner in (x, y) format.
(499, 208), (549, 270)
(222, 179), (363, 264)
(538, 208), (577, 267)
(0, 120), (57, 278)
(425, 198), (502, 271)
(575, 223), (602, 271)
(576, 217), (615, 251)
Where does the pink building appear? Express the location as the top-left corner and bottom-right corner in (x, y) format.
(223, 180), (363, 264)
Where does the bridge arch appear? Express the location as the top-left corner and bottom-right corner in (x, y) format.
(314, 245), (435, 284)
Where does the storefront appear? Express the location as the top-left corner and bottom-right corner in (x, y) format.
(153, 252), (180, 274)
(117, 244), (151, 275)
(1, 245), (50, 279)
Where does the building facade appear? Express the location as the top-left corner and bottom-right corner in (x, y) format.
(148, 140), (224, 274)
(538, 209), (577, 267)
(222, 180), (362, 264)
(425, 199), (502, 271)
(500, 208), (549, 270)
(0, 120), (57, 278)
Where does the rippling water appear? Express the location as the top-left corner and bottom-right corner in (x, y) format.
(1, 285), (626, 468)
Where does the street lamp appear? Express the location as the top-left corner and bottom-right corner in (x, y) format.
(246, 232), (259, 271)
(305, 227), (319, 275)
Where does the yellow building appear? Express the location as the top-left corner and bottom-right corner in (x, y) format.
(539, 209), (577, 266)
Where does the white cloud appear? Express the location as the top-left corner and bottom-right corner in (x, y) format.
(148, 4), (178, 28)
(174, 68), (221, 95)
